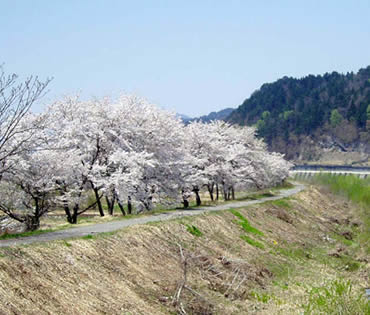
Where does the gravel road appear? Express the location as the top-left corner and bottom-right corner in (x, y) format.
(0, 183), (305, 247)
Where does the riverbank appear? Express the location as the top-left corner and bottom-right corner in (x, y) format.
(0, 184), (368, 314)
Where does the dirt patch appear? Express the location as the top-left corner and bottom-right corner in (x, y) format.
(340, 231), (353, 240)
(265, 207), (294, 224)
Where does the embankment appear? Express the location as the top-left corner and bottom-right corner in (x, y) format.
(0, 185), (368, 314)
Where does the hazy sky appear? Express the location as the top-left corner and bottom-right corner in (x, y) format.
(1, 1), (370, 116)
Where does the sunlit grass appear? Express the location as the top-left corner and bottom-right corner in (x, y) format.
(302, 279), (369, 315)
(0, 229), (55, 240)
(310, 174), (370, 207)
(185, 224), (203, 237)
(230, 209), (264, 236)
(308, 174), (370, 254)
(240, 235), (264, 249)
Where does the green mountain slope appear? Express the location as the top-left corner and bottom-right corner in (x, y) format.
(227, 67), (370, 162)
(184, 107), (234, 123)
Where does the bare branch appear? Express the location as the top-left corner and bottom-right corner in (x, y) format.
(0, 66), (52, 172)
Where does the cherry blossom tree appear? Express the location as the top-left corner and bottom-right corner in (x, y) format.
(43, 96), (115, 223)
(0, 114), (58, 230)
(104, 95), (187, 212)
(183, 121), (230, 205)
(0, 66), (51, 176)
(0, 90), (292, 229)
(42, 94), (187, 222)
(184, 120), (292, 203)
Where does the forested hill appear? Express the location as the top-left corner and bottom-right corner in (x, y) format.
(227, 66), (370, 162)
(186, 107), (234, 123)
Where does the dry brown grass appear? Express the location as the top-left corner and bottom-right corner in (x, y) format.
(0, 186), (368, 314)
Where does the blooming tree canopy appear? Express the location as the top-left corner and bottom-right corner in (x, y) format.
(0, 93), (292, 228)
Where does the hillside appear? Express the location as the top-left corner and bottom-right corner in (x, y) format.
(227, 67), (370, 164)
(192, 108), (235, 123)
(181, 108), (235, 124)
(0, 184), (368, 314)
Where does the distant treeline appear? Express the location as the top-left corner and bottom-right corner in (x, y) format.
(227, 66), (370, 157)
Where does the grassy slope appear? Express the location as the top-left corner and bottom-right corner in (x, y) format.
(0, 185), (368, 314)
(308, 174), (370, 257)
(311, 174), (370, 207)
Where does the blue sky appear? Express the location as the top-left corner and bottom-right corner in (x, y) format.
(1, 1), (370, 116)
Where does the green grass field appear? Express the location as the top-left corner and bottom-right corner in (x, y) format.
(309, 174), (370, 207)
(307, 174), (370, 256)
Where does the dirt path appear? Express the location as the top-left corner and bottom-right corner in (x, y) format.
(0, 183), (305, 247)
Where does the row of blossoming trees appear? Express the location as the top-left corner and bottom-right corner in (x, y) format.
(0, 94), (292, 231)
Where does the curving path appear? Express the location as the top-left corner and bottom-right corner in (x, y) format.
(0, 183), (305, 247)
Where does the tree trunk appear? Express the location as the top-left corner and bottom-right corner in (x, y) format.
(142, 196), (153, 211)
(71, 215), (77, 224)
(182, 188), (189, 209)
(24, 197), (41, 231)
(59, 187), (72, 223)
(117, 200), (126, 216)
(105, 196), (111, 214)
(127, 196), (132, 214)
(231, 186), (235, 200)
(109, 197), (115, 215)
(192, 186), (201, 206)
(106, 195), (116, 215)
(93, 187), (104, 217)
(223, 184), (228, 201)
(71, 204), (79, 224)
(207, 183), (214, 201)
(216, 184), (219, 200)
(65, 208), (73, 224)
(24, 215), (40, 231)
(113, 190), (125, 216)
